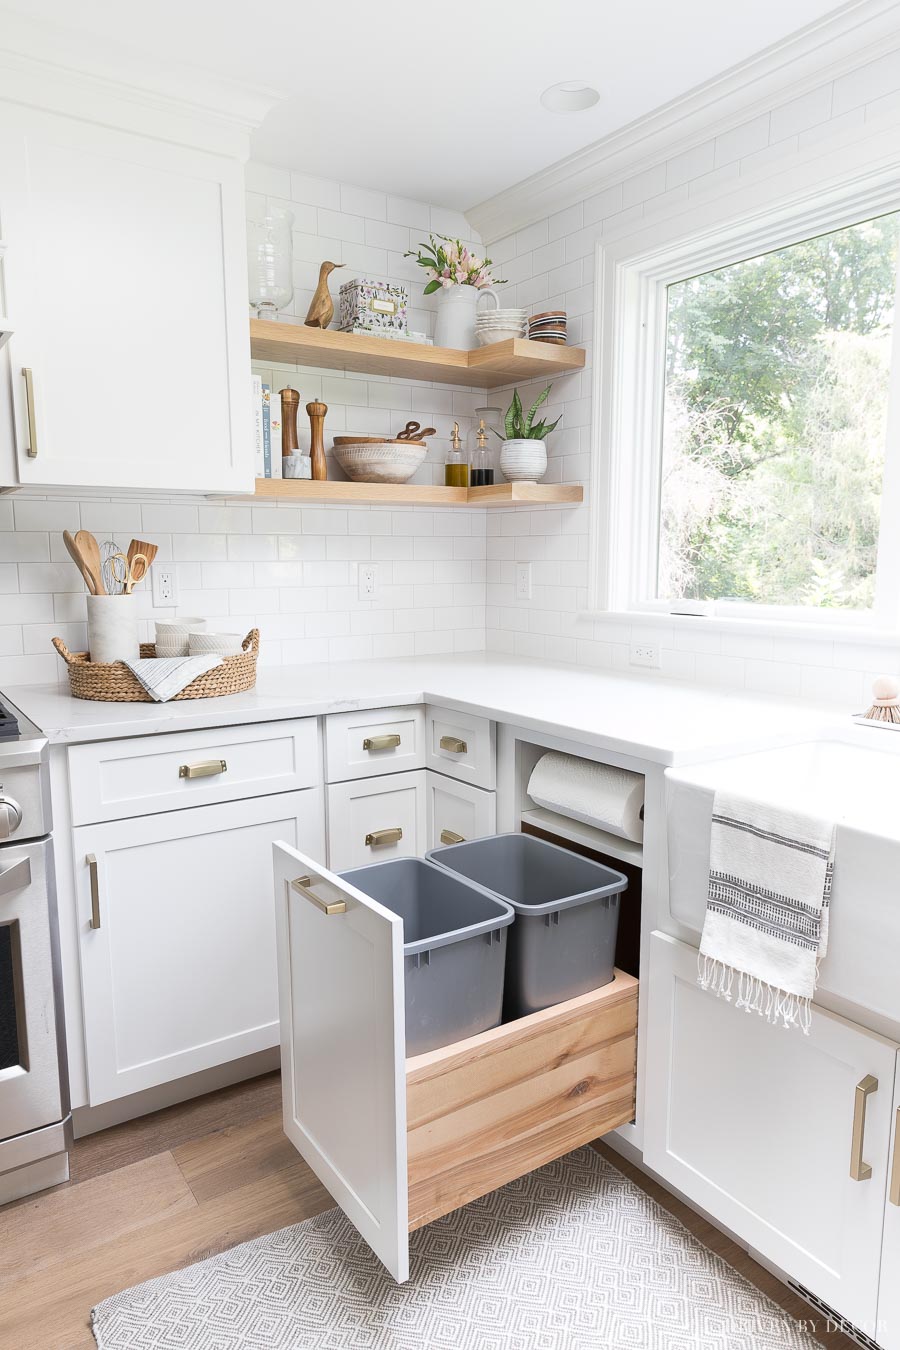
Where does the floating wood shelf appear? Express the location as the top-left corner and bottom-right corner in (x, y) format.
(249, 319), (585, 388)
(251, 479), (583, 508)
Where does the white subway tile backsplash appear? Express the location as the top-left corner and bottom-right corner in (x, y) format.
(714, 113), (770, 166)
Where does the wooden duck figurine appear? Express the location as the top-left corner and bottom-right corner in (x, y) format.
(304, 260), (344, 329)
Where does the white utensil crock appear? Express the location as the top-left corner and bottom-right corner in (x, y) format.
(434, 287), (499, 350)
(87, 595), (140, 664)
(499, 438), (548, 483)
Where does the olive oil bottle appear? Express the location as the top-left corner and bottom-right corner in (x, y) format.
(444, 421), (469, 487)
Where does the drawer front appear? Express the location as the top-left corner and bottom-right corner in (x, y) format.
(406, 972), (638, 1231)
(69, 718), (320, 825)
(426, 771), (496, 850)
(326, 706), (425, 783)
(327, 769), (426, 871)
(425, 705), (495, 789)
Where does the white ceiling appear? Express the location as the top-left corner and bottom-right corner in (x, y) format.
(1, 0), (851, 209)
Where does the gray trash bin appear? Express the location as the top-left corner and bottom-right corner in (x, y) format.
(339, 857), (514, 1055)
(426, 832), (627, 1018)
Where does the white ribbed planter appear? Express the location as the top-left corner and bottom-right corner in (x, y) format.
(499, 439), (548, 483)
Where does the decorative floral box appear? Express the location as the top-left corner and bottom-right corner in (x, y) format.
(339, 276), (408, 333)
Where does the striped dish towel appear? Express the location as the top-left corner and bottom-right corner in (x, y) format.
(122, 654), (223, 702)
(698, 790), (834, 1033)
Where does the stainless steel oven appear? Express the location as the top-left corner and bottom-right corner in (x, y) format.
(0, 697), (70, 1206)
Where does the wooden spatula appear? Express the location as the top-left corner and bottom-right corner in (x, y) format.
(73, 530), (105, 595)
(63, 529), (98, 594)
(127, 538), (158, 575)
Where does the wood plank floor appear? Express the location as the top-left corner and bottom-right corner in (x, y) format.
(0, 1072), (856, 1350)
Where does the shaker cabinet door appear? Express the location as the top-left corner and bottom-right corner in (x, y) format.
(0, 104), (252, 492)
(74, 789), (324, 1104)
(425, 771), (496, 850)
(644, 932), (896, 1335)
(273, 840), (409, 1282)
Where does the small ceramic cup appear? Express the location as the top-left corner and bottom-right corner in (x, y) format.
(283, 453), (312, 480)
(189, 630), (244, 657)
(87, 595), (140, 664)
(155, 618), (206, 658)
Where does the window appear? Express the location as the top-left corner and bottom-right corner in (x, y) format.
(599, 196), (900, 630)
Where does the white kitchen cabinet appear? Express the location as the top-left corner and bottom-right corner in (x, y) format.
(644, 931), (897, 1334)
(877, 1060), (900, 1349)
(425, 705), (495, 789)
(74, 788), (324, 1105)
(273, 840), (639, 1282)
(327, 770), (426, 871)
(325, 707), (425, 783)
(0, 102), (252, 492)
(425, 771), (496, 851)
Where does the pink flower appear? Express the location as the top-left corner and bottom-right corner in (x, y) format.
(424, 267), (438, 280)
(455, 268), (467, 284)
(440, 276), (453, 288)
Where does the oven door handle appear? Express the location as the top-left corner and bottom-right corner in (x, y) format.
(0, 856), (31, 896)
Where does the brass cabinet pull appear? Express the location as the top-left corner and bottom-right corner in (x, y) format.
(87, 853), (101, 929)
(890, 1108), (900, 1206)
(850, 1074), (878, 1180)
(179, 759), (227, 779)
(363, 734), (401, 752)
(440, 829), (465, 845)
(366, 827), (402, 847)
(21, 367), (38, 458)
(292, 874), (347, 916)
(439, 735), (468, 754)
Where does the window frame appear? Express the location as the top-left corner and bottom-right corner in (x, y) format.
(589, 168), (900, 638)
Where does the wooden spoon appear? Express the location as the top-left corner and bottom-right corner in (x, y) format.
(127, 538), (158, 573)
(72, 530), (106, 595)
(62, 529), (98, 595)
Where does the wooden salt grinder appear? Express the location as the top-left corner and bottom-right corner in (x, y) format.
(279, 386), (300, 457)
(307, 401), (328, 481)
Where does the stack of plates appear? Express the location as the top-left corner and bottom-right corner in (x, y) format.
(475, 308), (527, 346)
(528, 311), (568, 344)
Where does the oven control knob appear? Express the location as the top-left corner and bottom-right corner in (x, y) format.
(0, 796), (23, 838)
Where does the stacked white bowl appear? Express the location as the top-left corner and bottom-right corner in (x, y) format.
(475, 307), (527, 346)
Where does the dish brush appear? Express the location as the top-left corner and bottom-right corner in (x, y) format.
(861, 675), (900, 724)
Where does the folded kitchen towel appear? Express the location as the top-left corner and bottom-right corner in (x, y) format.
(698, 790), (834, 1034)
(122, 654), (223, 703)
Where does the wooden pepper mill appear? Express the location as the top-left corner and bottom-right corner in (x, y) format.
(279, 386), (300, 459)
(307, 401), (328, 481)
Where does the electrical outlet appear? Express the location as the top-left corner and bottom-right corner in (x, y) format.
(151, 567), (179, 607)
(515, 562), (532, 601)
(629, 641), (660, 668)
(358, 563), (378, 600)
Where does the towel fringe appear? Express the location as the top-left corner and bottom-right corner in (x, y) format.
(698, 955), (811, 1034)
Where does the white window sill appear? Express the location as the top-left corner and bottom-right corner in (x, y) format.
(583, 609), (900, 647)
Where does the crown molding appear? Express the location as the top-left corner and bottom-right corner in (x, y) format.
(468, 0), (900, 242)
(0, 10), (283, 159)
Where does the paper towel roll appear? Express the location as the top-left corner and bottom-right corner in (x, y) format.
(527, 751), (644, 843)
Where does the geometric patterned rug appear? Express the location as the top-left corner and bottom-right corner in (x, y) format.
(91, 1146), (823, 1349)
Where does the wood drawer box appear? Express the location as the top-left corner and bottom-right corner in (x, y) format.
(425, 705), (495, 789)
(325, 706), (425, 783)
(406, 975), (637, 1231)
(68, 719), (320, 825)
(274, 840), (636, 1283)
(327, 770), (426, 871)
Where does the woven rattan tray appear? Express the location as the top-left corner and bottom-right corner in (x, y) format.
(52, 629), (259, 702)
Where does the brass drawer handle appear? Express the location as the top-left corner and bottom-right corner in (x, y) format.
(890, 1108), (900, 1206)
(179, 759), (227, 779)
(440, 829), (465, 845)
(21, 367), (38, 458)
(366, 827), (402, 847)
(363, 734), (401, 752)
(439, 735), (468, 754)
(850, 1074), (878, 1181)
(87, 853), (101, 929)
(292, 874), (347, 916)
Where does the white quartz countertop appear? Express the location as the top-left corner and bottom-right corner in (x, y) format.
(2, 653), (835, 766)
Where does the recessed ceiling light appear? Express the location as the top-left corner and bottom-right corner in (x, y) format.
(540, 81), (600, 113)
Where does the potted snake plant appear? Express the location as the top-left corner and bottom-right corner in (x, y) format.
(492, 385), (561, 483)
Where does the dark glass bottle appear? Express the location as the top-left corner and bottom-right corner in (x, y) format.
(469, 419), (494, 487)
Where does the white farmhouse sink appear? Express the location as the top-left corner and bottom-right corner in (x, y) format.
(666, 731), (900, 1023)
